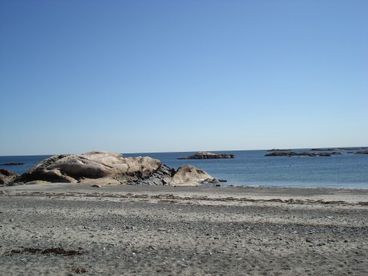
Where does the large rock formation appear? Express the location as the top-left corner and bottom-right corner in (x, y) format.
(178, 151), (235, 160)
(0, 169), (18, 185)
(14, 151), (217, 186)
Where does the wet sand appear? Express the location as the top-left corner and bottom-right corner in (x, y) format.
(1, 184), (368, 275)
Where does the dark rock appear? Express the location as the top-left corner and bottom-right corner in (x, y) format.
(178, 151), (235, 160)
(267, 149), (291, 152)
(339, 147), (368, 151)
(355, 150), (368, 155)
(310, 148), (336, 151)
(0, 162), (24, 166)
(314, 151), (341, 157)
(71, 267), (87, 274)
(265, 150), (297, 157)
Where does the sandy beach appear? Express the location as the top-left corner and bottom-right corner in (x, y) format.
(0, 184), (367, 275)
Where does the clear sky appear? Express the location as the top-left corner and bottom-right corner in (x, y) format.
(1, 0), (367, 155)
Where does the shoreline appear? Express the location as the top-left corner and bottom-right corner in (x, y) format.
(2, 148), (368, 190)
(2, 183), (368, 205)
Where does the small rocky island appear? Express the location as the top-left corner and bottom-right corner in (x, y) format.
(0, 162), (24, 166)
(265, 149), (341, 157)
(5, 151), (219, 186)
(178, 151), (235, 160)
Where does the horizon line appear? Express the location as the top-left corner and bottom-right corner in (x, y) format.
(0, 145), (367, 157)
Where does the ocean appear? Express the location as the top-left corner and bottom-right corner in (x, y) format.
(1, 149), (368, 189)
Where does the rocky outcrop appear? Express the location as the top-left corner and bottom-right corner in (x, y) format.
(14, 151), (217, 186)
(0, 169), (18, 185)
(355, 150), (368, 155)
(178, 151), (235, 160)
(170, 165), (217, 186)
(15, 152), (169, 184)
(265, 150), (341, 157)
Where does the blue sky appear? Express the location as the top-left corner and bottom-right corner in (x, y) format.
(1, 0), (367, 155)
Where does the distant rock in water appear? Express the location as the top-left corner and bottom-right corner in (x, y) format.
(14, 151), (218, 186)
(0, 169), (18, 185)
(310, 148), (337, 152)
(265, 150), (341, 157)
(338, 147), (368, 151)
(265, 150), (295, 157)
(355, 150), (368, 155)
(0, 162), (24, 166)
(178, 151), (235, 160)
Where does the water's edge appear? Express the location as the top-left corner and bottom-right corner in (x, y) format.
(1, 149), (368, 189)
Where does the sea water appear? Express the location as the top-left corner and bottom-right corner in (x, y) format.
(1, 150), (368, 189)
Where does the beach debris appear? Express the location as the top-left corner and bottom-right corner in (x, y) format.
(71, 266), (87, 274)
(6, 247), (84, 256)
(91, 184), (102, 188)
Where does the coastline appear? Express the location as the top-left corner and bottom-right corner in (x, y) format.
(1, 184), (368, 275)
(3, 183), (368, 205)
(2, 148), (368, 189)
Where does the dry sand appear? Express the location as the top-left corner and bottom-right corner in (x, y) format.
(1, 184), (368, 275)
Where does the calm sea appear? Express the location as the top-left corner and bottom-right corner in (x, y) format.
(1, 150), (368, 189)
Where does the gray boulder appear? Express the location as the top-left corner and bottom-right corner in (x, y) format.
(0, 169), (18, 185)
(170, 165), (217, 186)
